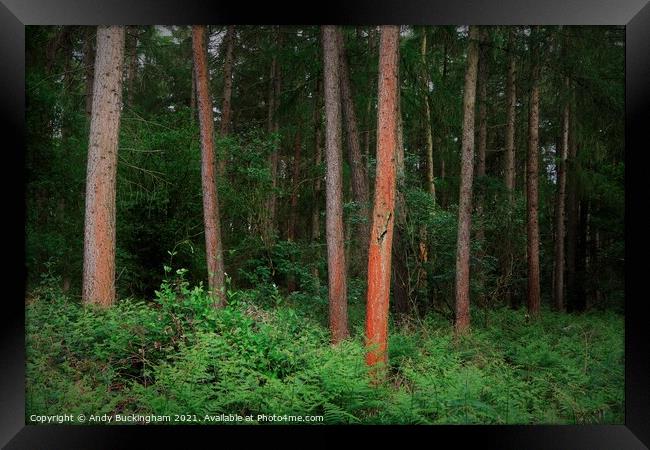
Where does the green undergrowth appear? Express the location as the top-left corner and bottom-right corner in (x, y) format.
(26, 277), (624, 425)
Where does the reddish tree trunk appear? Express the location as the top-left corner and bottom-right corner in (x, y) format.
(218, 25), (236, 175)
(82, 26), (125, 307)
(553, 78), (570, 311)
(454, 26), (480, 334)
(192, 25), (226, 308)
(366, 25), (399, 372)
(526, 27), (541, 318)
(322, 26), (349, 344)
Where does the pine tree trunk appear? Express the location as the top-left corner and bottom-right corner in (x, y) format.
(322, 25), (349, 344)
(553, 78), (570, 311)
(503, 28), (517, 307)
(454, 26), (480, 334)
(366, 25), (400, 372)
(192, 25), (226, 308)
(337, 28), (371, 274)
(421, 29), (435, 200)
(287, 128), (302, 292)
(311, 77), (323, 281)
(82, 26), (125, 307)
(526, 27), (541, 318)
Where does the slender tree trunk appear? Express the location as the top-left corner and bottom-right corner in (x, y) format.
(322, 26), (349, 344)
(84, 27), (96, 119)
(337, 28), (371, 273)
(503, 28), (517, 307)
(454, 25), (480, 335)
(566, 109), (578, 311)
(287, 128), (302, 292)
(311, 77), (323, 280)
(265, 28), (283, 246)
(366, 25), (400, 372)
(553, 78), (570, 311)
(218, 25), (236, 175)
(526, 27), (541, 318)
(476, 27), (489, 179)
(192, 25), (226, 308)
(421, 29), (435, 200)
(82, 26), (125, 307)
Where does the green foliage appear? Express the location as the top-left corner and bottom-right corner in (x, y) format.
(27, 281), (623, 425)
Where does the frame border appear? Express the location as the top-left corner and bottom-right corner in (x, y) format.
(2, 0), (647, 447)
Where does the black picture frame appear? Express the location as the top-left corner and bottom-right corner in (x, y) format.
(2, 0), (647, 447)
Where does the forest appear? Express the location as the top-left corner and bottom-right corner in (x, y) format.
(25, 25), (624, 425)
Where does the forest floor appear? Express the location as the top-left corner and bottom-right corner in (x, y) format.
(26, 279), (624, 425)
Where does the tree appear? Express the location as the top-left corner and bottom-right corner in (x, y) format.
(553, 77), (570, 311)
(192, 25), (226, 307)
(82, 26), (126, 307)
(503, 27), (517, 306)
(337, 28), (371, 269)
(526, 26), (541, 317)
(218, 25), (236, 175)
(322, 25), (349, 344)
(454, 26), (480, 334)
(366, 25), (400, 371)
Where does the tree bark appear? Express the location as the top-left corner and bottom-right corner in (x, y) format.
(322, 26), (349, 344)
(192, 25), (226, 308)
(311, 77), (323, 280)
(504, 29), (517, 201)
(454, 26), (480, 334)
(421, 29), (435, 200)
(218, 25), (236, 175)
(337, 28), (371, 271)
(526, 27), (541, 318)
(553, 78), (570, 311)
(503, 28), (517, 307)
(366, 25), (400, 372)
(82, 26), (125, 307)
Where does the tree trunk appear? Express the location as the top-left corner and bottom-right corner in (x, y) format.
(454, 25), (480, 335)
(287, 128), (302, 292)
(82, 26), (125, 307)
(265, 28), (283, 247)
(421, 29), (435, 200)
(476, 27), (489, 179)
(553, 78), (570, 311)
(526, 27), (541, 318)
(218, 25), (236, 175)
(322, 26), (349, 344)
(504, 29), (517, 201)
(311, 77), (323, 280)
(503, 28), (517, 307)
(84, 27), (96, 119)
(337, 28), (371, 274)
(192, 25), (226, 308)
(366, 25), (400, 372)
